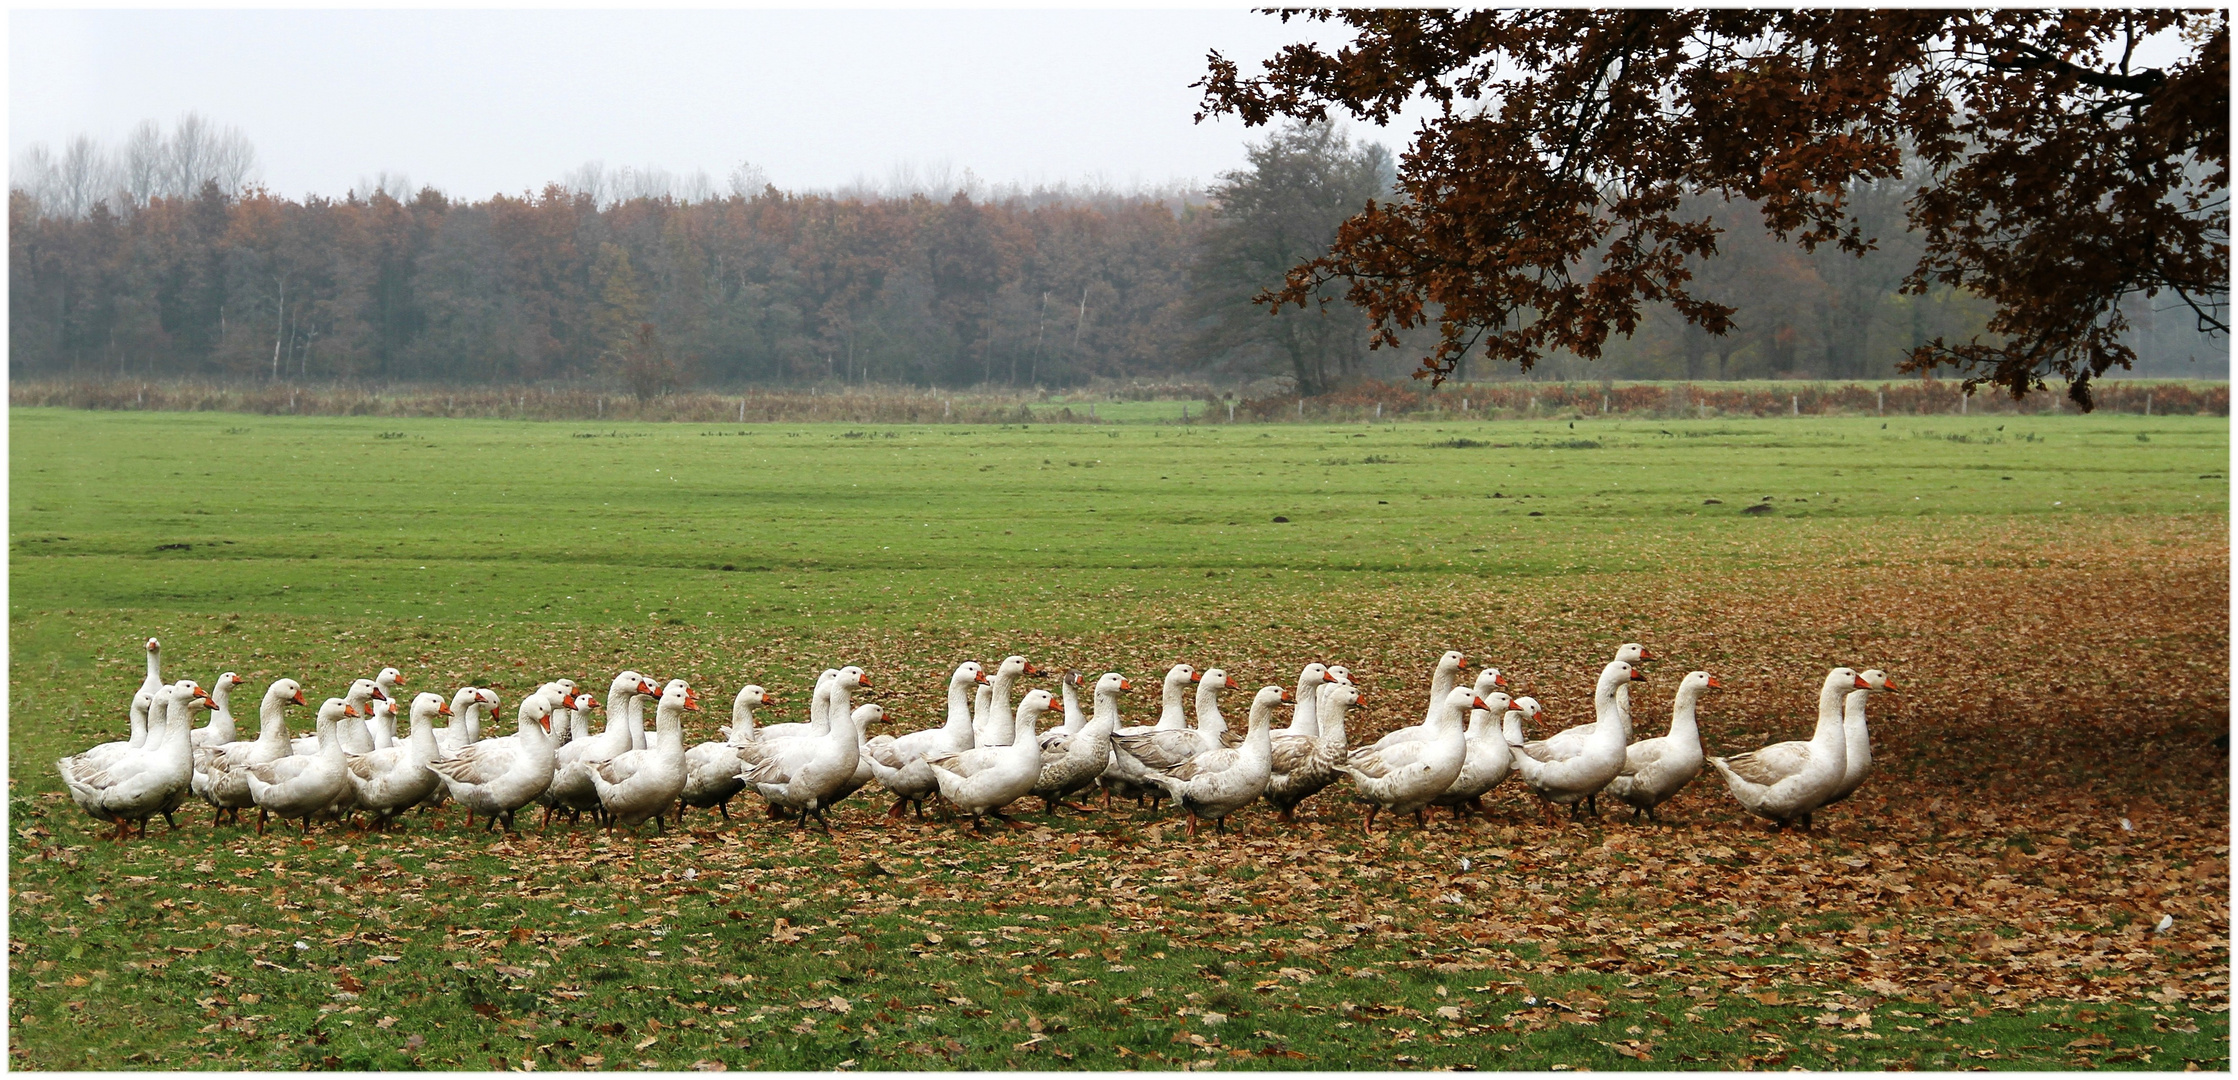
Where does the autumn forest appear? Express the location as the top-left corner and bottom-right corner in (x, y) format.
(9, 117), (2222, 397)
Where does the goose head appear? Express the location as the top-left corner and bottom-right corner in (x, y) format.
(574, 694), (601, 715)
(1015, 688), (1057, 717)
(1250, 685), (1290, 714)
(1477, 691), (1514, 715)
(1443, 685), (1481, 717)
(1825, 667), (1867, 691)
(267, 678), (308, 708)
(1439, 651), (1470, 675)
(1471, 667), (1508, 696)
(520, 696), (556, 732)
(1163, 663), (1197, 690)
(375, 666), (406, 692)
(608, 670), (650, 701)
(146, 637), (161, 656)
(995, 656), (1030, 682)
(1679, 671), (1719, 696)
(1615, 643), (1655, 664)
(316, 697), (354, 729)
(1511, 696), (1542, 721)
(836, 666), (870, 691)
(952, 662), (987, 689)
(1327, 665), (1352, 685)
(411, 692), (450, 723)
(733, 684), (769, 710)
(1095, 672), (1131, 696)
(1857, 669), (1895, 692)
(1199, 668), (1238, 690)
(474, 687), (501, 710)
(850, 703), (885, 730)
(1297, 662), (1330, 688)
(173, 679), (212, 704)
(215, 671), (247, 694)
(661, 680), (700, 711)
(1323, 682), (1363, 709)
(346, 678), (388, 706)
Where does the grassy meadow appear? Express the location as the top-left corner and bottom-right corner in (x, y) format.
(9, 406), (2230, 1070)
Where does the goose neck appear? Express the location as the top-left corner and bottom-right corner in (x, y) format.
(258, 691), (293, 744)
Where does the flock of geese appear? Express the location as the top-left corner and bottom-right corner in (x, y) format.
(56, 638), (1896, 842)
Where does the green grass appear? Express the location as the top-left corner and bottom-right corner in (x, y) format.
(10, 407), (2229, 1070)
(9, 409), (2224, 627)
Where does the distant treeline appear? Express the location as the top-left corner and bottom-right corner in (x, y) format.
(13, 377), (2221, 423)
(10, 118), (2225, 391)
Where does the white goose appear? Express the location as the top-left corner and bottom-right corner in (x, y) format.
(926, 689), (1056, 830)
(245, 698), (356, 836)
(972, 656), (1039, 747)
(757, 667), (861, 743)
(1030, 673), (1128, 813)
(1277, 663), (1337, 739)
(1818, 669), (1895, 809)
(1373, 666), (1508, 750)
(547, 672), (658, 825)
(1510, 660), (1644, 821)
(1428, 691), (1518, 820)
(680, 684), (772, 821)
(1337, 686), (1477, 832)
(736, 667), (868, 788)
(1603, 671), (1719, 822)
(190, 672), (248, 749)
(293, 678), (389, 757)
(748, 702), (884, 831)
(1531, 643), (1654, 759)
(867, 662), (986, 820)
(428, 689), (567, 831)
(1489, 696), (1543, 789)
(1707, 667), (1869, 828)
(1104, 664), (1205, 802)
(1038, 670), (1089, 749)
(194, 678), (307, 825)
(345, 692), (451, 828)
(433, 686), (497, 757)
(61, 681), (207, 839)
(592, 680), (699, 832)
(1264, 682), (1358, 821)
(1143, 685), (1282, 837)
(66, 674), (203, 779)
(369, 667), (407, 744)
(1415, 652), (1472, 726)
(1192, 668), (1239, 747)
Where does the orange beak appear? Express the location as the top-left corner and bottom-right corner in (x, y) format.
(1354, 693), (1369, 704)
(1493, 671), (1508, 687)
(1880, 678), (1898, 692)
(1457, 655), (1470, 668)
(1472, 696), (1489, 710)
(1189, 671), (1202, 683)
(1706, 676), (1723, 688)
(1279, 689), (1295, 703)
(1225, 674), (1238, 688)
(974, 671), (990, 684)
(857, 675), (873, 689)
(344, 703), (360, 716)
(193, 687), (212, 702)
(371, 687), (390, 701)
(685, 693), (702, 711)
(1852, 674), (1870, 689)
(539, 714), (551, 732)
(1118, 678), (1134, 691)
(395, 674), (408, 686)
(1630, 669), (1647, 682)
(1639, 649), (1657, 661)
(639, 680), (657, 695)
(1023, 663), (1042, 676)
(562, 693), (579, 708)
(291, 690), (307, 705)
(438, 701), (454, 716)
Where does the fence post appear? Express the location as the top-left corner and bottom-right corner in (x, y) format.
(1602, 394), (1609, 415)
(1298, 399), (1304, 419)
(1877, 389), (1884, 415)
(1791, 394), (1798, 416)
(738, 398), (746, 423)
(1461, 397), (1469, 412)
(1961, 391), (1967, 416)
(1228, 401), (1235, 423)
(1375, 402), (1382, 421)
(2146, 391), (2153, 416)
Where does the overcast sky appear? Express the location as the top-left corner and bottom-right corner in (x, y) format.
(10, 8), (1427, 202)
